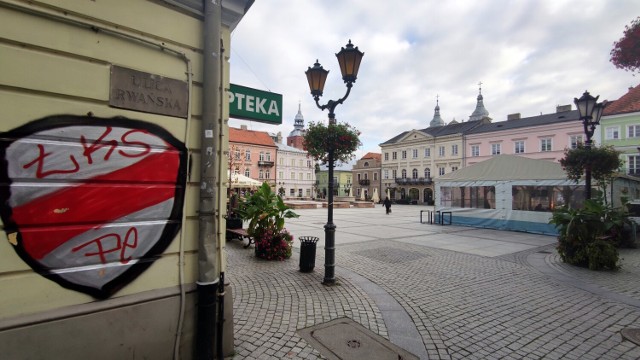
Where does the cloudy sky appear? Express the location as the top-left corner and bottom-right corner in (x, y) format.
(229, 0), (639, 160)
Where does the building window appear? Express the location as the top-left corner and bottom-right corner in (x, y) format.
(629, 155), (640, 176)
(291, 159), (295, 166)
(439, 146), (445, 157)
(233, 167), (239, 175)
(245, 169), (251, 177)
(540, 138), (552, 152)
(259, 151), (265, 161)
(259, 170), (264, 179)
(357, 173), (361, 181)
(438, 167), (445, 176)
(364, 173), (368, 180)
(628, 125), (640, 138)
(392, 152), (397, 160)
(384, 153), (389, 161)
(266, 152), (271, 161)
(307, 173), (312, 180)
(245, 151), (251, 161)
(265, 170), (270, 179)
(451, 144), (458, 156)
(412, 149), (418, 158)
(384, 170), (389, 179)
(290, 189), (296, 196)
(401, 169), (407, 178)
(234, 149), (241, 160)
(606, 126), (620, 140)
(425, 148), (431, 158)
(392, 169), (397, 178)
(491, 143), (501, 155)
(290, 172), (295, 180)
(374, 172), (378, 181)
(425, 168), (431, 178)
(412, 169), (418, 179)
(401, 150), (407, 159)
(471, 145), (480, 157)
(451, 166), (458, 172)
(514, 140), (525, 154)
(569, 135), (583, 149)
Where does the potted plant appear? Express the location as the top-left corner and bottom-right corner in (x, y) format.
(237, 182), (299, 260)
(303, 121), (361, 164)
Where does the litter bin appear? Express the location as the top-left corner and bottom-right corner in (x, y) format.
(299, 236), (319, 272)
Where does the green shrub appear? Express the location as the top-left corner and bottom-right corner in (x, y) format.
(550, 198), (629, 270)
(237, 182), (299, 260)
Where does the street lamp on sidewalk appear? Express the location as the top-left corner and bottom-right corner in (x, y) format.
(574, 90), (607, 200)
(305, 40), (364, 285)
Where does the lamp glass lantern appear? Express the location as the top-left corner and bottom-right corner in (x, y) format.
(336, 40), (364, 84)
(574, 90), (599, 121)
(305, 61), (329, 97)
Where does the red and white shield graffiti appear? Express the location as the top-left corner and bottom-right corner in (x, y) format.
(0, 116), (186, 298)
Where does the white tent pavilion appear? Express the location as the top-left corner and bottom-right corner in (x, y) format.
(228, 171), (262, 189)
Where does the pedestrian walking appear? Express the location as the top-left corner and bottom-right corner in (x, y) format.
(383, 197), (392, 215)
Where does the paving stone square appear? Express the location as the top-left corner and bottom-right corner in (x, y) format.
(228, 205), (640, 359)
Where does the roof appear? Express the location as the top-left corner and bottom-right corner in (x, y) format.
(438, 155), (568, 181)
(604, 84), (640, 116)
(276, 142), (306, 153)
(229, 127), (276, 147)
(361, 152), (381, 160)
(466, 110), (579, 135)
(380, 119), (486, 146)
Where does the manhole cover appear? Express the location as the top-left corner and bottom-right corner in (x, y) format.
(621, 328), (640, 346)
(298, 317), (418, 360)
(354, 247), (428, 264)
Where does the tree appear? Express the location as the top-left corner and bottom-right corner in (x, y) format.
(610, 16), (640, 74)
(559, 144), (623, 203)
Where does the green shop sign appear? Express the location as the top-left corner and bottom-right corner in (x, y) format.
(229, 84), (282, 125)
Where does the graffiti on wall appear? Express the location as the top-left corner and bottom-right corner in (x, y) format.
(0, 115), (187, 298)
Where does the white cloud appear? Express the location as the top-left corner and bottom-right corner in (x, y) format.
(229, 0), (639, 156)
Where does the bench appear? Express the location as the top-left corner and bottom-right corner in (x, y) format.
(227, 228), (254, 248)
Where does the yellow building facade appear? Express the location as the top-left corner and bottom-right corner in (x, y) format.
(0, 0), (251, 358)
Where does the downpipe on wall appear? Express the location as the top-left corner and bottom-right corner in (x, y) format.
(197, 0), (222, 359)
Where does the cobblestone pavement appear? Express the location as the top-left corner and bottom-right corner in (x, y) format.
(227, 205), (640, 359)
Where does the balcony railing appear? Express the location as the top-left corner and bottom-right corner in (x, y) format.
(257, 160), (274, 167)
(394, 177), (432, 185)
(359, 179), (370, 186)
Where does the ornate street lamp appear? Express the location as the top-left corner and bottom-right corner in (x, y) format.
(574, 90), (607, 200)
(305, 40), (364, 285)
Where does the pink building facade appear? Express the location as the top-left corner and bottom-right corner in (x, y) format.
(464, 105), (583, 166)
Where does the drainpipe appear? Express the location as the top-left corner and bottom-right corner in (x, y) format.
(197, 1), (222, 359)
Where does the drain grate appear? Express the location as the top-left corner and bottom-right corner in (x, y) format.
(621, 328), (640, 346)
(298, 317), (418, 360)
(354, 247), (428, 264)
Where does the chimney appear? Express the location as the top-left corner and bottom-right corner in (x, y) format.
(277, 131), (282, 144)
(556, 104), (572, 113)
(507, 113), (521, 120)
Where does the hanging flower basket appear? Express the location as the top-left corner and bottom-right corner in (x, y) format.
(303, 121), (362, 164)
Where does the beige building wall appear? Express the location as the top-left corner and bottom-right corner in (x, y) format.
(0, 0), (246, 358)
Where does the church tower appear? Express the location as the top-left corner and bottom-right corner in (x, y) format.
(469, 82), (491, 122)
(429, 95), (445, 127)
(287, 102), (306, 149)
